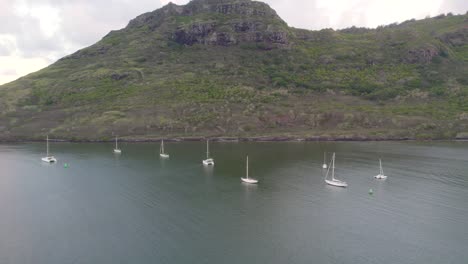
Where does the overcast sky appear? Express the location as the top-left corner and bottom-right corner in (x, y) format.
(0, 0), (466, 85)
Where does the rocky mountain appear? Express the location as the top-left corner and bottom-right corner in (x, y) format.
(0, 0), (467, 140)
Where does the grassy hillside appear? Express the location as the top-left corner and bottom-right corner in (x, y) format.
(0, 0), (467, 140)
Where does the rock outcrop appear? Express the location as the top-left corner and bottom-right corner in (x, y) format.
(129, 0), (290, 48)
(439, 28), (468, 47)
(405, 45), (440, 63)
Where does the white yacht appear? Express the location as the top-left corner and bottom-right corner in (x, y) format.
(160, 139), (169, 158)
(41, 135), (57, 163)
(241, 156), (258, 184)
(202, 140), (214, 166)
(374, 159), (387, 179)
(113, 136), (122, 154)
(324, 153), (347, 187)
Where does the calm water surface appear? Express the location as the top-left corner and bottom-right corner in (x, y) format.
(0, 141), (467, 264)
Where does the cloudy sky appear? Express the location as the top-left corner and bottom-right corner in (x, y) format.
(0, 0), (466, 85)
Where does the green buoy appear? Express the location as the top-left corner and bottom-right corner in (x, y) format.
(369, 188), (373, 195)
(64, 163), (69, 168)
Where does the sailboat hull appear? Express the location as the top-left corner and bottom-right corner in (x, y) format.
(160, 153), (169, 158)
(42, 156), (57, 163)
(241, 177), (258, 184)
(375, 159), (387, 179)
(325, 179), (347, 187)
(113, 149), (122, 154)
(203, 159), (214, 166)
(322, 164), (327, 169)
(374, 174), (387, 179)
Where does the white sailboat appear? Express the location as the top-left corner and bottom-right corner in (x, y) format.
(41, 135), (57, 163)
(202, 140), (214, 166)
(322, 152), (328, 169)
(160, 139), (169, 158)
(374, 159), (387, 179)
(241, 156), (258, 184)
(113, 136), (122, 154)
(325, 153), (347, 187)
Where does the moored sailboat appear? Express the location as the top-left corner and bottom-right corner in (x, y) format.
(325, 153), (347, 187)
(374, 159), (387, 179)
(241, 156), (258, 184)
(41, 135), (57, 163)
(113, 136), (122, 154)
(160, 139), (169, 158)
(202, 140), (214, 166)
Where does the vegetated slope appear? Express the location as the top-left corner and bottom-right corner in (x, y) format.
(0, 0), (467, 140)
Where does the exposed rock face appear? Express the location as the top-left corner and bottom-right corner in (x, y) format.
(174, 23), (217, 45)
(173, 22), (289, 46)
(439, 28), (468, 47)
(185, 0), (281, 18)
(405, 45), (440, 63)
(129, 0), (290, 48)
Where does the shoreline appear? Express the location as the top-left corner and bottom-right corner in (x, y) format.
(1, 136), (466, 143)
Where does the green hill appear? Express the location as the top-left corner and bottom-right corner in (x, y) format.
(1, 0), (467, 141)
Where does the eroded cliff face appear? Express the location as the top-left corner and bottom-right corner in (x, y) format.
(173, 22), (289, 47)
(406, 45), (441, 63)
(128, 0), (290, 48)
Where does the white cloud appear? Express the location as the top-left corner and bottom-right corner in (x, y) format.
(30, 6), (61, 38)
(267, 0), (462, 29)
(364, 0), (445, 27)
(0, 34), (17, 56)
(0, 55), (49, 85)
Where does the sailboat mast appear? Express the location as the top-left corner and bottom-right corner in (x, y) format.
(206, 140), (209, 158)
(115, 137), (118, 149)
(46, 135), (49, 156)
(246, 156), (249, 179)
(161, 140), (164, 154)
(380, 159), (383, 175)
(332, 153), (335, 180)
(323, 152), (326, 164)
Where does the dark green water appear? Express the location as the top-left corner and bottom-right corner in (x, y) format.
(0, 141), (467, 264)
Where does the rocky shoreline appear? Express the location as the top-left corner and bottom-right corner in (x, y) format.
(1, 135), (466, 143)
